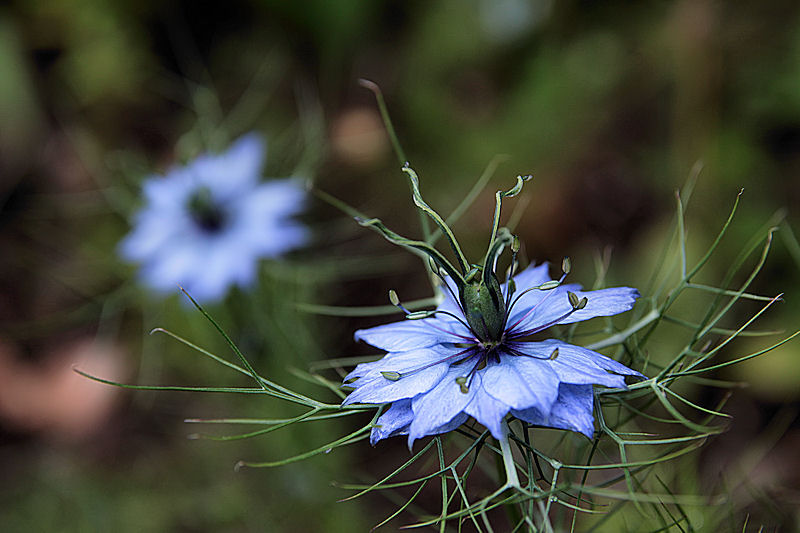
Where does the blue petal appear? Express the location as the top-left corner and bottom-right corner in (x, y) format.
(512, 383), (595, 438)
(481, 354), (560, 413)
(463, 376), (510, 440)
(507, 285), (639, 335)
(140, 238), (206, 291)
(507, 340), (641, 388)
(191, 236), (258, 300)
(141, 168), (196, 210)
(344, 343), (462, 384)
(342, 345), (455, 405)
(370, 400), (414, 445)
(234, 179), (309, 255)
(191, 133), (266, 200)
(119, 133), (310, 304)
(408, 364), (477, 449)
(428, 412), (470, 439)
(243, 179), (307, 221)
(506, 263), (552, 292)
(118, 210), (189, 262)
(355, 317), (472, 352)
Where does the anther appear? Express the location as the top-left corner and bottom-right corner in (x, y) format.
(389, 289), (414, 315)
(568, 291), (580, 309)
(455, 376), (469, 394)
(538, 280), (560, 290)
(562, 257), (571, 275)
(381, 371), (401, 381)
(549, 348), (559, 360)
(389, 289), (400, 306)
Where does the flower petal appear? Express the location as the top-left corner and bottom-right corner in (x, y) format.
(355, 317), (471, 352)
(370, 400), (414, 445)
(512, 383), (595, 438)
(464, 377), (510, 440)
(193, 133), (266, 199)
(342, 346), (455, 405)
(506, 263), (552, 293)
(344, 344), (460, 383)
(508, 285), (639, 335)
(408, 364), (477, 448)
(481, 354), (560, 413)
(508, 340), (641, 388)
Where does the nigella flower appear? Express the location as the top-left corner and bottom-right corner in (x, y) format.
(342, 167), (643, 449)
(120, 134), (308, 302)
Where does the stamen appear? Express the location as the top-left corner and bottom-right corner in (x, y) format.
(390, 290), (438, 320)
(381, 346), (477, 381)
(454, 354), (487, 393)
(423, 320), (476, 342)
(507, 293), (590, 339)
(567, 291), (580, 308)
(505, 272), (568, 331)
(504, 255), (573, 330)
(390, 288), (472, 329)
(389, 289), (412, 315)
(426, 309), (474, 331)
(538, 280), (561, 290)
(505, 344), (556, 361)
(405, 311), (435, 320)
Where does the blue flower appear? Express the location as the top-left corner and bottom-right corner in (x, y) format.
(343, 262), (643, 448)
(120, 133), (308, 302)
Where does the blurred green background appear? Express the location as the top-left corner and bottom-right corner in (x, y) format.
(1, 0), (799, 530)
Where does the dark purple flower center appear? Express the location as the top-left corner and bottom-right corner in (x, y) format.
(187, 187), (228, 233)
(382, 274), (585, 394)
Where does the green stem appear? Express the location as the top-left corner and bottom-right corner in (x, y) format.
(499, 419), (521, 489)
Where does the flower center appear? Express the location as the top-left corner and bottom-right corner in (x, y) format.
(460, 272), (507, 343)
(187, 187), (228, 233)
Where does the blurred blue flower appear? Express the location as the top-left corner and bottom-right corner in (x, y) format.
(343, 263), (642, 448)
(120, 134), (308, 302)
